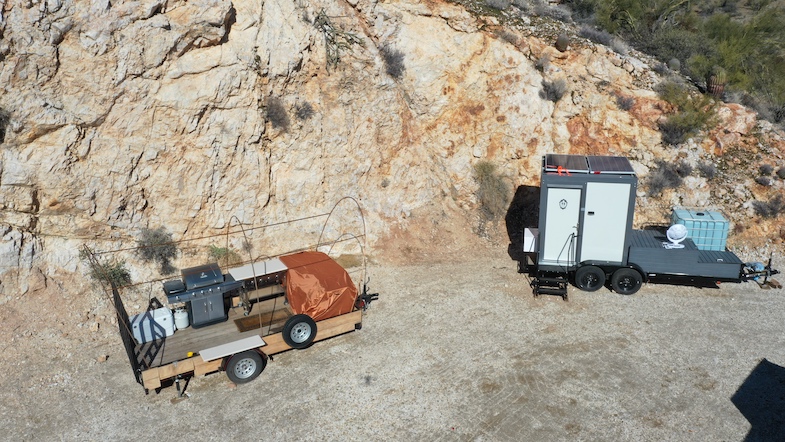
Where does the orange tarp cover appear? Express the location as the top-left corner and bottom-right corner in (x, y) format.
(279, 251), (358, 322)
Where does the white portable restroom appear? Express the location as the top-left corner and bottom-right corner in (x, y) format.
(536, 154), (638, 272)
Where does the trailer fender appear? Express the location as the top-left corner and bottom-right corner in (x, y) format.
(628, 264), (648, 282)
(220, 347), (269, 372)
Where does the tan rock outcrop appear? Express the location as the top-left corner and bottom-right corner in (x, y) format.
(0, 0), (783, 301)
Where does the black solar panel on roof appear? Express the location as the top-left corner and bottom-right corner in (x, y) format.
(586, 156), (635, 174)
(544, 154), (589, 172)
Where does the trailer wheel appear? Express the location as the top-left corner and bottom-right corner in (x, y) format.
(611, 268), (643, 295)
(575, 266), (606, 292)
(283, 314), (317, 349)
(226, 351), (266, 384)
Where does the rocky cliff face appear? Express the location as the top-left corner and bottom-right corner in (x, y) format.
(1, 0), (783, 300)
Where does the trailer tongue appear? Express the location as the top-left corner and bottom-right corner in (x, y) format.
(520, 154), (780, 299)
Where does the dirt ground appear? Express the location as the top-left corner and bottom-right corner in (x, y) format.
(2, 230), (785, 441)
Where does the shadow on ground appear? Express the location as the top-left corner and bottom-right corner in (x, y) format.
(732, 358), (785, 441)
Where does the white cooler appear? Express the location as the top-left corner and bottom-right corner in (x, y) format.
(130, 307), (175, 344)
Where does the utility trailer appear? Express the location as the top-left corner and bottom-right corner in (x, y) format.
(118, 251), (378, 394)
(520, 154), (780, 299)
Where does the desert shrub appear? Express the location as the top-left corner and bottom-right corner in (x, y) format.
(659, 116), (699, 145)
(579, 25), (631, 55)
(759, 164), (774, 175)
(749, 96), (785, 126)
(266, 97), (289, 131)
(755, 176), (772, 186)
(568, 0), (785, 129)
(777, 167), (785, 179)
(315, 10), (364, 70)
(80, 250), (132, 287)
(94, 260), (131, 287)
(675, 160), (693, 177)
(473, 160), (510, 220)
(653, 62), (669, 75)
(511, 0), (531, 13)
(647, 160), (683, 196)
(541, 78), (568, 102)
(610, 38), (630, 55)
(697, 161), (717, 179)
(535, 3), (572, 22)
(750, 0), (774, 11)
(137, 227), (177, 275)
(615, 93), (634, 111)
(561, 0), (596, 21)
(579, 25), (613, 46)
(295, 102), (314, 121)
(535, 55), (550, 72)
(499, 30), (519, 45)
(770, 102), (785, 124)
(0, 108), (9, 143)
(380, 45), (405, 79)
(486, 0), (510, 10)
(647, 28), (706, 76)
(753, 194), (784, 218)
(208, 245), (242, 267)
(721, 0), (739, 14)
(656, 80), (717, 145)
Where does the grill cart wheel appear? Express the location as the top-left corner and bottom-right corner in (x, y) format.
(575, 266), (606, 292)
(283, 314), (317, 349)
(225, 350), (266, 384)
(611, 268), (643, 295)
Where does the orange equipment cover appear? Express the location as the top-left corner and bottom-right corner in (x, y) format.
(278, 251), (358, 322)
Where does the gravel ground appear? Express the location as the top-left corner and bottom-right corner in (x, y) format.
(3, 250), (785, 441)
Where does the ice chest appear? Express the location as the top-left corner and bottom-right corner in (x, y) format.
(130, 307), (175, 344)
(671, 209), (729, 251)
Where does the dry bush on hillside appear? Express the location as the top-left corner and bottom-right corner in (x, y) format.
(541, 79), (568, 102)
(137, 227), (178, 275)
(266, 97), (290, 131)
(380, 45), (405, 79)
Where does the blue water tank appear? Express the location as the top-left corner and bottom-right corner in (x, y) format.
(671, 209), (729, 251)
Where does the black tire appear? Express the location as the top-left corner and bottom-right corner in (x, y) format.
(575, 266), (606, 292)
(283, 314), (317, 349)
(225, 350), (266, 384)
(611, 268), (643, 295)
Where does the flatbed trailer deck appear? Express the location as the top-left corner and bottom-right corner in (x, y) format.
(113, 250), (377, 394)
(628, 229), (744, 281)
(137, 291), (363, 391)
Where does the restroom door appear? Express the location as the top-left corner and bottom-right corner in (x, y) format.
(540, 187), (581, 266)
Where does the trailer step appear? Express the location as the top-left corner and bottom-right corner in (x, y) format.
(531, 276), (569, 300)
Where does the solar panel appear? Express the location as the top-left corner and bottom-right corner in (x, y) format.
(586, 156), (635, 174)
(544, 154), (589, 172)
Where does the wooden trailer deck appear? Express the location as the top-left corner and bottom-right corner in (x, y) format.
(134, 289), (364, 391)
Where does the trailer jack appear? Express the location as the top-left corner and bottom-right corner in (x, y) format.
(171, 375), (191, 402)
(742, 257), (781, 289)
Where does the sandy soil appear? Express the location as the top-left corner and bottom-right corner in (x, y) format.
(2, 223), (784, 441)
